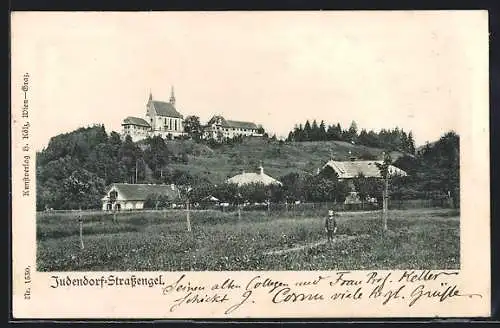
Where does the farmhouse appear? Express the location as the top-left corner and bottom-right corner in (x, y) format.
(203, 115), (263, 141)
(101, 183), (181, 211)
(227, 165), (282, 187)
(318, 159), (408, 205)
(121, 87), (186, 142)
(319, 160), (408, 180)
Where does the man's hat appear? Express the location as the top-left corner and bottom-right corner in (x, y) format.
(328, 210), (334, 216)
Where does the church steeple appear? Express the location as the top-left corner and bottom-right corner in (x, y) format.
(169, 86), (176, 107)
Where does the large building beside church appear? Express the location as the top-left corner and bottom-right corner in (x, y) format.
(121, 87), (186, 142)
(203, 115), (263, 140)
(121, 86), (263, 142)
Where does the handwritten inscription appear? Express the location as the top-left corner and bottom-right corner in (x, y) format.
(45, 270), (483, 315)
(160, 270), (482, 314)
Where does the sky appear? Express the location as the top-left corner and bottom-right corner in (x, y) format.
(11, 11), (488, 151)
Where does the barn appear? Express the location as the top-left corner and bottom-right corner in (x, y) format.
(101, 183), (181, 211)
(318, 160), (408, 204)
(320, 160), (408, 180)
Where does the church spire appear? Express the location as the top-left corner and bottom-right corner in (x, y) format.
(169, 85), (176, 107)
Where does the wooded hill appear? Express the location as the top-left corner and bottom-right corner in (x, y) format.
(36, 125), (459, 210)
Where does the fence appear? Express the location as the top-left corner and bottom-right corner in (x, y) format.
(39, 198), (456, 218)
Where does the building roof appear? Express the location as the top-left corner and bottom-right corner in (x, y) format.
(151, 100), (183, 119)
(122, 116), (151, 127)
(321, 160), (408, 179)
(227, 167), (282, 186)
(207, 115), (258, 129)
(223, 120), (258, 129)
(102, 183), (181, 201)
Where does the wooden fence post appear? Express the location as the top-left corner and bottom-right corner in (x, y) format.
(79, 216), (84, 250)
(186, 201), (192, 232)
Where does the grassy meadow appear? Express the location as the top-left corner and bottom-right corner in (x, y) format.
(36, 208), (459, 271)
(162, 138), (404, 183)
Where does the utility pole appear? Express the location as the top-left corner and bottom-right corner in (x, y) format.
(379, 151), (391, 232)
(383, 172), (389, 231)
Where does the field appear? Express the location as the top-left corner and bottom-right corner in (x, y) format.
(36, 208), (459, 271)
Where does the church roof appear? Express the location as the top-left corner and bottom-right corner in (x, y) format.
(102, 183), (180, 201)
(151, 100), (183, 119)
(122, 116), (151, 127)
(321, 160), (408, 179)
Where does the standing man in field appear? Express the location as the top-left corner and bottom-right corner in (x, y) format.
(325, 209), (338, 243)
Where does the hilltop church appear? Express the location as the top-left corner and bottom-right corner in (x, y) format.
(121, 87), (186, 142)
(121, 86), (264, 142)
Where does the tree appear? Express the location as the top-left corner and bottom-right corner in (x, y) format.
(311, 120), (319, 141)
(143, 135), (169, 180)
(303, 121), (312, 141)
(319, 120), (327, 141)
(119, 135), (143, 183)
(408, 131), (416, 155)
(347, 120), (358, 143)
(280, 172), (304, 201)
(61, 168), (106, 209)
(183, 115), (203, 141)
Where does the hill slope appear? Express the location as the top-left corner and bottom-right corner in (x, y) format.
(166, 138), (404, 183)
(35, 126), (411, 210)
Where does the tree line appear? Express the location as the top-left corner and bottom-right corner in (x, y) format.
(36, 125), (209, 210)
(36, 123), (459, 211)
(286, 120), (416, 154)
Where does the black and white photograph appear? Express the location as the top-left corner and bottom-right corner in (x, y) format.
(33, 12), (462, 272)
(11, 11), (490, 319)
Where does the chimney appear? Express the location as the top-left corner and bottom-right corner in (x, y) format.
(170, 184), (175, 191)
(241, 169), (246, 174)
(258, 165), (264, 175)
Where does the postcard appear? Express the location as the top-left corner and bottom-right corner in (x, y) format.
(11, 10), (490, 319)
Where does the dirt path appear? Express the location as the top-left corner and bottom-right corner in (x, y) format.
(264, 234), (370, 256)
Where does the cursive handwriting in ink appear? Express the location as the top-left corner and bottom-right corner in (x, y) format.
(398, 270), (459, 283)
(245, 275), (288, 294)
(162, 274), (205, 295)
(272, 287), (325, 304)
(170, 291), (229, 312)
(408, 282), (483, 307)
(224, 290), (253, 314)
(329, 272), (363, 287)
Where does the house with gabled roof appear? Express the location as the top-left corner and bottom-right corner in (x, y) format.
(319, 160), (408, 180)
(121, 116), (151, 142)
(101, 183), (181, 211)
(317, 157), (407, 205)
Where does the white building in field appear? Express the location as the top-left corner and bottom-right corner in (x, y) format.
(227, 164), (282, 187)
(121, 87), (186, 142)
(101, 183), (181, 211)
